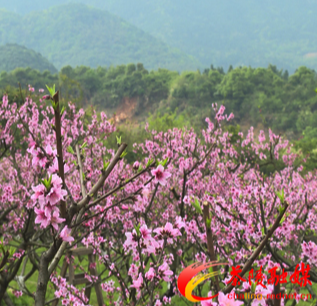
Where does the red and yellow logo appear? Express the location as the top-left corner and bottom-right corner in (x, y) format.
(177, 261), (229, 302)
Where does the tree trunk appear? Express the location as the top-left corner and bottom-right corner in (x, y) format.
(34, 253), (51, 305)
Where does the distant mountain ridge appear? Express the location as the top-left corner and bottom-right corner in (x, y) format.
(0, 43), (57, 73)
(0, 3), (201, 71)
(0, 0), (316, 72)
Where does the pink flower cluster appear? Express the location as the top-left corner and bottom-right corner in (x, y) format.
(51, 275), (89, 306)
(301, 241), (317, 266)
(28, 84), (35, 92)
(31, 173), (67, 230)
(27, 143), (70, 174)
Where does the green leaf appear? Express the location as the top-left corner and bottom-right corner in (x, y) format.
(275, 188), (284, 203)
(60, 106), (65, 116)
(81, 142), (87, 149)
(192, 198), (203, 214)
(261, 227), (265, 236)
(206, 217), (211, 228)
(134, 223), (141, 236)
(51, 101), (57, 110)
(146, 158), (153, 167)
(45, 84), (53, 96)
(39, 178), (50, 189)
(280, 215), (286, 225)
(116, 136), (122, 145)
(159, 157), (168, 167)
(120, 150), (128, 158)
(9, 247), (15, 257)
(103, 160), (110, 170)
(67, 146), (74, 154)
(251, 282), (256, 293)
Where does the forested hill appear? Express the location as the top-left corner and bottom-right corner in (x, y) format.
(1, 63), (316, 137)
(1, 63), (317, 170)
(0, 0), (317, 72)
(0, 4), (200, 71)
(0, 44), (57, 73)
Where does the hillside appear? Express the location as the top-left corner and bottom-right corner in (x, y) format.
(1, 0), (316, 72)
(79, 0), (317, 72)
(0, 4), (201, 71)
(0, 43), (57, 73)
(1, 63), (317, 171)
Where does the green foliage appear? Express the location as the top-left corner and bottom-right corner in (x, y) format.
(0, 68), (59, 96)
(1, 63), (317, 172)
(0, 44), (57, 74)
(147, 108), (190, 132)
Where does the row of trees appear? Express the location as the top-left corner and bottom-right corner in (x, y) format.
(1, 64), (316, 134)
(1, 63), (316, 173)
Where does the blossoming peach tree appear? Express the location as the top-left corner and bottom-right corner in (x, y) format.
(0, 84), (317, 306)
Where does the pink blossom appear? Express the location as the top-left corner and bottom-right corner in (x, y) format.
(218, 292), (243, 306)
(145, 267), (155, 280)
(151, 165), (171, 186)
(130, 273), (143, 289)
(45, 144), (56, 157)
(252, 285), (274, 306)
(34, 207), (50, 229)
(140, 224), (152, 240)
(201, 291), (217, 306)
(128, 264), (139, 278)
(46, 186), (67, 206)
(133, 161), (140, 170)
(154, 222), (181, 244)
(28, 146), (48, 168)
(48, 158), (70, 175)
(158, 262), (173, 281)
(50, 210), (66, 231)
(124, 231), (138, 249)
(60, 226), (74, 243)
(31, 184), (46, 205)
(44, 174), (67, 205)
(142, 187), (151, 198)
(13, 290), (23, 298)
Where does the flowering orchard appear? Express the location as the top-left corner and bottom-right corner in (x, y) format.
(0, 85), (317, 306)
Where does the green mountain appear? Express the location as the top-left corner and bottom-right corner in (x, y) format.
(77, 0), (317, 72)
(1, 0), (316, 72)
(0, 4), (201, 71)
(0, 43), (57, 73)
